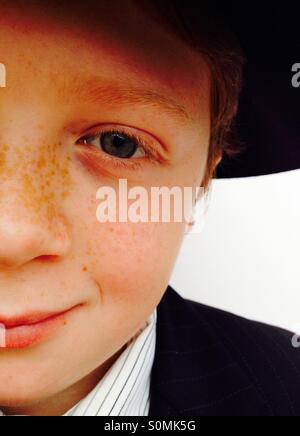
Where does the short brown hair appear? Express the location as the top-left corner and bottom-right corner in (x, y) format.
(137, 0), (245, 188)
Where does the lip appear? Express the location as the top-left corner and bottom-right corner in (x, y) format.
(0, 305), (81, 349)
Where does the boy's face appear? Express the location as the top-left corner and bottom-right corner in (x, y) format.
(0, 0), (210, 407)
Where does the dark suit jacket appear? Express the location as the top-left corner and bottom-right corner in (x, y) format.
(149, 286), (300, 416)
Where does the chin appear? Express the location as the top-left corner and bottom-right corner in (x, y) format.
(0, 368), (58, 408)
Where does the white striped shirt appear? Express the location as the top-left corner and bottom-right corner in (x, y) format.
(0, 308), (157, 417)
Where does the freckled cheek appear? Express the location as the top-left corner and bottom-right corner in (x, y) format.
(62, 168), (184, 302)
(83, 221), (184, 304)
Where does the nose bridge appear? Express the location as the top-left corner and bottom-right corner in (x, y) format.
(0, 127), (58, 217)
(0, 101), (71, 212)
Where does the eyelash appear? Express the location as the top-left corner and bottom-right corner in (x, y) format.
(77, 126), (162, 171)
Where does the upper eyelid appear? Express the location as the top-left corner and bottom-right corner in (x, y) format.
(79, 124), (153, 143)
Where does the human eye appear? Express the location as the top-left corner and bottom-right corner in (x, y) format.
(76, 124), (165, 170)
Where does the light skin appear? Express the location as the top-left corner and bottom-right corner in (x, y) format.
(0, 0), (218, 415)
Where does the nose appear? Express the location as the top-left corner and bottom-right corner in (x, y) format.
(0, 217), (71, 270)
(0, 192), (71, 270)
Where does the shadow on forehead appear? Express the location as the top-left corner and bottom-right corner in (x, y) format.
(1, 0), (142, 26)
(1, 0), (239, 62)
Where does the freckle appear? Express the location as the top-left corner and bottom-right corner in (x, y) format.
(0, 149), (7, 172)
(82, 266), (88, 272)
(86, 241), (95, 256)
(36, 155), (47, 170)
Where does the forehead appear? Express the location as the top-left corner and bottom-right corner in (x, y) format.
(0, 0), (210, 121)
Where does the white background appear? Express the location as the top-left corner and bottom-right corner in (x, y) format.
(170, 169), (300, 331)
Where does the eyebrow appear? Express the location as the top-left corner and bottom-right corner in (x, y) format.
(64, 76), (194, 124)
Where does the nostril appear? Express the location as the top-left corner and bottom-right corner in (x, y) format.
(35, 255), (61, 263)
(0, 258), (19, 270)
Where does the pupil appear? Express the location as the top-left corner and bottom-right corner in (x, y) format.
(101, 132), (138, 159)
